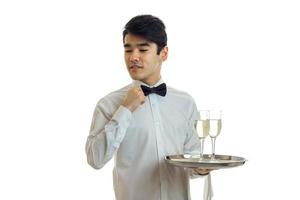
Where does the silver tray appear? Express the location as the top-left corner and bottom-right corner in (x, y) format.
(165, 154), (246, 170)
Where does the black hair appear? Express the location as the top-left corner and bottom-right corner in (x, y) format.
(123, 15), (167, 54)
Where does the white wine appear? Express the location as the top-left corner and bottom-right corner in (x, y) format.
(196, 119), (210, 138)
(209, 119), (222, 137)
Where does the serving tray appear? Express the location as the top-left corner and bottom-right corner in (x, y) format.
(165, 154), (246, 170)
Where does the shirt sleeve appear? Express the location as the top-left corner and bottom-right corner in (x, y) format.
(183, 99), (201, 155)
(85, 103), (132, 169)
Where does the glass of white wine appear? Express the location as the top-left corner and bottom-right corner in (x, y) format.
(194, 110), (210, 159)
(209, 110), (222, 160)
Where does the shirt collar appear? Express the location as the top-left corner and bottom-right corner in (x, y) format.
(132, 77), (164, 88)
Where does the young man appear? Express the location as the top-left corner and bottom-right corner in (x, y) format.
(86, 15), (210, 200)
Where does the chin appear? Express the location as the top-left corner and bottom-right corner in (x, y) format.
(130, 74), (144, 81)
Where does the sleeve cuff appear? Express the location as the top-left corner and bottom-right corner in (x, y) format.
(112, 105), (132, 129)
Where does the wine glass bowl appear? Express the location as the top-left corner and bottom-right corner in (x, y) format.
(194, 110), (210, 158)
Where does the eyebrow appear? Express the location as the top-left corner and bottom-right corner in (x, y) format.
(124, 42), (150, 48)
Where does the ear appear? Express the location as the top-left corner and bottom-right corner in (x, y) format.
(160, 46), (168, 61)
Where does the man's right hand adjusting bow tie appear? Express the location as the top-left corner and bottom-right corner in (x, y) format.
(141, 83), (167, 97)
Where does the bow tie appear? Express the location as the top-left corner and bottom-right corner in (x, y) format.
(141, 83), (167, 96)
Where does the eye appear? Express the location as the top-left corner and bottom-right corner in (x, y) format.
(139, 49), (148, 52)
(125, 50), (133, 53)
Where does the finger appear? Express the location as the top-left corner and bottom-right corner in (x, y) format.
(136, 86), (143, 91)
(138, 88), (144, 95)
(135, 89), (142, 95)
(141, 95), (145, 102)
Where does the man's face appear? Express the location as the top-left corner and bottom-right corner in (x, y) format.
(124, 34), (168, 85)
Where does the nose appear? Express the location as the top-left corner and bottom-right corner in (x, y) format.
(129, 50), (140, 63)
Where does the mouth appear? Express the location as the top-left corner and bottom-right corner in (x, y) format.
(129, 64), (143, 70)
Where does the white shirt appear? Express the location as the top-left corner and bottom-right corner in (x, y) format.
(86, 78), (201, 200)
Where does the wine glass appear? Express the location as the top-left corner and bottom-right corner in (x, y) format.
(194, 110), (210, 158)
(209, 110), (222, 160)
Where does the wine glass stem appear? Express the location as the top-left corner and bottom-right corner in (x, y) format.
(200, 138), (204, 158)
(211, 137), (217, 159)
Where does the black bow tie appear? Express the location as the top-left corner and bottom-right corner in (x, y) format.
(141, 83), (167, 96)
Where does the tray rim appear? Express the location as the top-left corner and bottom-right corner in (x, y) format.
(165, 154), (247, 169)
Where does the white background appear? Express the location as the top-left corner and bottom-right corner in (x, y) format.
(1, 0), (300, 199)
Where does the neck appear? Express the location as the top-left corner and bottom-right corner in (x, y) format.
(142, 76), (161, 86)
(133, 76), (163, 87)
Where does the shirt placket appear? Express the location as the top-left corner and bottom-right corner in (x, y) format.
(148, 94), (166, 200)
